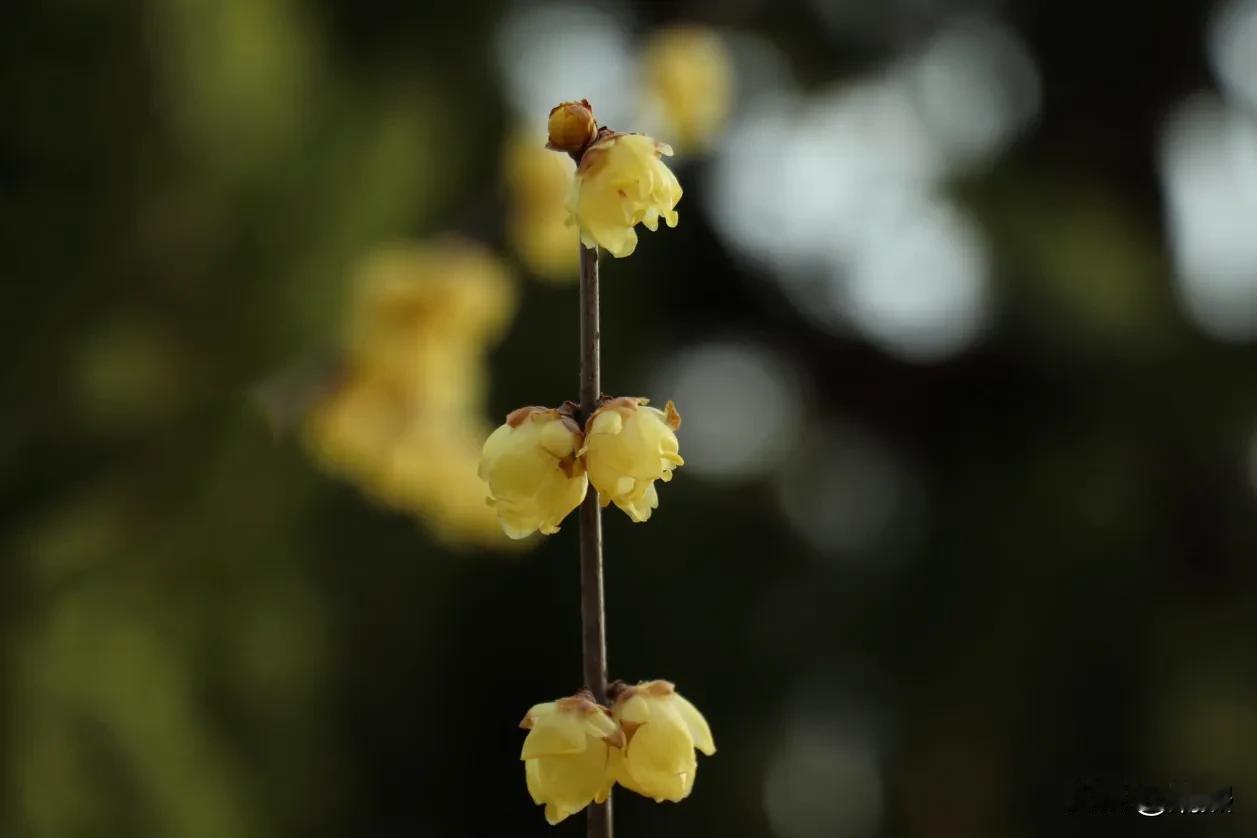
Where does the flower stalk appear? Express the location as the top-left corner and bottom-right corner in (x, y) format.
(577, 242), (612, 838)
(490, 100), (708, 830)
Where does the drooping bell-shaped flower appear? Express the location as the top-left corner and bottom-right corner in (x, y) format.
(609, 680), (715, 803)
(566, 133), (682, 258)
(580, 397), (683, 523)
(520, 694), (624, 824)
(479, 406), (588, 539)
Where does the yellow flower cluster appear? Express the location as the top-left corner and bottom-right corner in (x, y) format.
(304, 240), (521, 548)
(520, 682), (715, 824)
(504, 30), (731, 275)
(479, 397), (683, 539)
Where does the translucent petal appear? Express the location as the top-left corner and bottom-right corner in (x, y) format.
(521, 713), (587, 758)
(525, 757), (544, 804)
(673, 693), (716, 755)
(533, 737), (608, 820)
(623, 711), (695, 802)
(617, 693), (652, 725)
(583, 709), (623, 744)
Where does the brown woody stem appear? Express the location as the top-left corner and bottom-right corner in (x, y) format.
(578, 243), (611, 838)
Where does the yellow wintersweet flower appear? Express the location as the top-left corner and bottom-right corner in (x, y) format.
(609, 680), (715, 803)
(503, 133), (579, 282)
(302, 238), (523, 549)
(567, 133), (682, 258)
(641, 25), (733, 153)
(382, 420), (512, 548)
(580, 397), (683, 523)
(306, 376), (519, 550)
(480, 406), (589, 539)
(304, 368), (411, 485)
(520, 694), (624, 825)
(345, 241), (516, 395)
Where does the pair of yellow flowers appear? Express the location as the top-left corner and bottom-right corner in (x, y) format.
(549, 99), (685, 259)
(478, 397), (683, 539)
(521, 681), (716, 825)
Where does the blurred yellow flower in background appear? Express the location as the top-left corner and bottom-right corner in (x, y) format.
(304, 239), (521, 549)
(479, 406), (588, 539)
(520, 695), (623, 825)
(503, 133), (580, 282)
(641, 25), (734, 153)
(581, 397), (683, 522)
(567, 133), (682, 258)
(610, 680), (715, 803)
(344, 242), (515, 398)
(381, 419), (506, 544)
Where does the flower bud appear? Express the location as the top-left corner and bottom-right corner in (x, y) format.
(520, 694), (624, 824)
(609, 680), (715, 803)
(547, 99), (598, 155)
(479, 406), (588, 539)
(567, 132), (682, 258)
(580, 398), (683, 523)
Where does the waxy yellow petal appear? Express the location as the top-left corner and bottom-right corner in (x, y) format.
(582, 399), (682, 524)
(480, 408), (587, 539)
(608, 681), (714, 804)
(521, 693), (621, 825)
(674, 693), (716, 756)
(567, 133), (682, 258)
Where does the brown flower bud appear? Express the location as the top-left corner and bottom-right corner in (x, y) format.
(547, 99), (598, 155)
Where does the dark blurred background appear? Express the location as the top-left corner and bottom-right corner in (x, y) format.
(3, 0), (1256, 836)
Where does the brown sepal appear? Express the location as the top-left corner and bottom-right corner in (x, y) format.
(603, 722), (626, 749)
(663, 400), (682, 431)
(556, 691), (598, 713)
(505, 405), (549, 427)
(605, 679), (629, 702)
(581, 395), (641, 434)
(644, 679), (676, 697)
(574, 127), (624, 170)
(620, 719), (643, 744)
(554, 400), (584, 437)
(557, 453), (581, 478)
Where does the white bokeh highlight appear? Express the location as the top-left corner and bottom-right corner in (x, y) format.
(1159, 94), (1257, 341)
(495, 3), (635, 130)
(836, 193), (992, 361)
(705, 18), (1037, 361)
(907, 17), (1042, 166)
(1210, 0), (1257, 111)
(772, 419), (923, 561)
(763, 712), (884, 838)
(652, 341), (801, 482)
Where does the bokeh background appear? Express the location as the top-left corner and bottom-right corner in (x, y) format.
(4, 0), (1257, 835)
